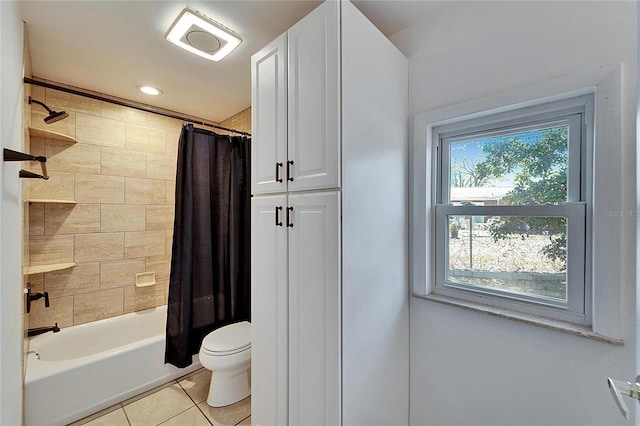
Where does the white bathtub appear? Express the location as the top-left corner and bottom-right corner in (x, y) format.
(24, 305), (201, 426)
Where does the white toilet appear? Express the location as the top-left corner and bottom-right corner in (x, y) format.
(198, 321), (251, 407)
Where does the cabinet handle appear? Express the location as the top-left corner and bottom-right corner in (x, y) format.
(286, 206), (294, 227)
(286, 160), (294, 182)
(275, 206), (283, 226)
(275, 162), (283, 183)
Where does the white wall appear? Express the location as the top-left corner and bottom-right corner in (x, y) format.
(0, 1), (24, 424)
(391, 1), (637, 425)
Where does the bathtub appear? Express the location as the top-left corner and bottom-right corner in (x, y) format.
(24, 305), (201, 426)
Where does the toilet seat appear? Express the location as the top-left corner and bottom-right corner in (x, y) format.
(201, 321), (250, 356)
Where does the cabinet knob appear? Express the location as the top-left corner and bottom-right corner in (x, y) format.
(287, 161), (294, 182)
(275, 162), (283, 183)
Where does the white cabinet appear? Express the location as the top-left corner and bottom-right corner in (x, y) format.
(251, 1), (409, 425)
(251, 1), (340, 196)
(251, 36), (287, 195)
(251, 192), (341, 425)
(250, 195), (288, 425)
(287, 192), (340, 426)
(287, 3), (340, 193)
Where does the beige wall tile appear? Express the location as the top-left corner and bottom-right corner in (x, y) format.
(166, 230), (174, 254)
(29, 136), (45, 156)
(219, 107), (252, 134)
(123, 285), (165, 314)
(28, 295), (74, 328)
(146, 254), (171, 282)
(146, 153), (176, 180)
(75, 232), (124, 263)
(27, 273), (45, 292)
(145, 205), (174, 231)
(46, 89), (101, 115)
(46, 140), (101, 174)
(101, 204), (145, 232)
(45, 203), (100, 234)
(24, 86), (186, 328)
(125, 177), (165, 205)
(125, 231), (165, 259)
(126, 123), (166, 154)
(75, 173), (124, 204)
(144, 112), (182, 131)
(31, 85), (45, 101)
(29, 234), (74, 266)
(100, 258), (145, 289)
(25, 171), (75, 201)
(166, 129), (180, 156)
(76, 113), (125, 148)
(101, 102), (146, 124)
(29, 202), (44, 235)
(45, 262), (100, 297)
(74, 288), (124, 325)
(101, 147), (146, 178)
(165, 181), (176, 205)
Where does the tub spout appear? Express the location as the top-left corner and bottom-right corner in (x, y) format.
(28, 323), (60, 337)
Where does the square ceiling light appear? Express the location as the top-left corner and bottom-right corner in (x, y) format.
(165, 7), (241, 62)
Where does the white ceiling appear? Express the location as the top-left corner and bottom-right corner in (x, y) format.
(19, 1), (448, 123)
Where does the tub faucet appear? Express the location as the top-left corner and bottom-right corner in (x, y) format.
(27, 323), (60, 337)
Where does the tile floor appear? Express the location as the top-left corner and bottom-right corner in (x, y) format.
(70, 369), (251, 426)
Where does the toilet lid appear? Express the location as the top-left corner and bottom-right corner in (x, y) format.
(202, 321), (251, 354)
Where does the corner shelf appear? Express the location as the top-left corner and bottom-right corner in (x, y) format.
(28, 127), (77, 143)
(23, 262), (76, 275)
(25, 199), (76, 204)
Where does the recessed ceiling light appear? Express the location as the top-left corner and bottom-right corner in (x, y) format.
(138, 86), (163, 96)
(165, 7), (241, 62)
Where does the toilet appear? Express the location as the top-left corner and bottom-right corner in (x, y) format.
(198, 321), (251, 407)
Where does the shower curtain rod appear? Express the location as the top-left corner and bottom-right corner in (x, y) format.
(23, 77), (251, 137)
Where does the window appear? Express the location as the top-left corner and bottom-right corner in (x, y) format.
(432, 95), (593, 325)
(411, 66), (626, 341)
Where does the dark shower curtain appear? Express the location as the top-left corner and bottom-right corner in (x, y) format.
(165, 124), (251, 368)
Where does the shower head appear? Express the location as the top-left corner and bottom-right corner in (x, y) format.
(28, 97), (69, 124)
(44, 110), (69, 124)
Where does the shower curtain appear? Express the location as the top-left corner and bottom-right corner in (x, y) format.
(165, 124), (251, 368)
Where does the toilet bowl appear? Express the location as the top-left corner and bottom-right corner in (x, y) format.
(198, 321), (251, 407)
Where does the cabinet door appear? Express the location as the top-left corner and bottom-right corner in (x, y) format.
(288, 191), (341, 425)
(287, 1), (340, 192)
(251, 195), (288, 425)
(251, 34), (288, 195)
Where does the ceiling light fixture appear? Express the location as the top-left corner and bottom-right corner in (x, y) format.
(165, 7), (241, 62)
(138, 85), (163, 96)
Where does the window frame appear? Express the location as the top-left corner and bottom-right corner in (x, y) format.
(409, 65), (625, 342)
(431, 97), (592, 325)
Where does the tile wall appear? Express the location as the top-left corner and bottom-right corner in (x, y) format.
(25, 82), (250, 329)
(217, 107), (251, 135)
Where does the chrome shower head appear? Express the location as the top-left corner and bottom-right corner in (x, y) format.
(29, 97), (69, 124)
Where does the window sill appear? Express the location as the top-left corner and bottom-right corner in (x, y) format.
(414, 292), (624, 346)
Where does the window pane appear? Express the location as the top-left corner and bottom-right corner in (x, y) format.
(447, 215), (567, 301)
(448, 126), (569, 206)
